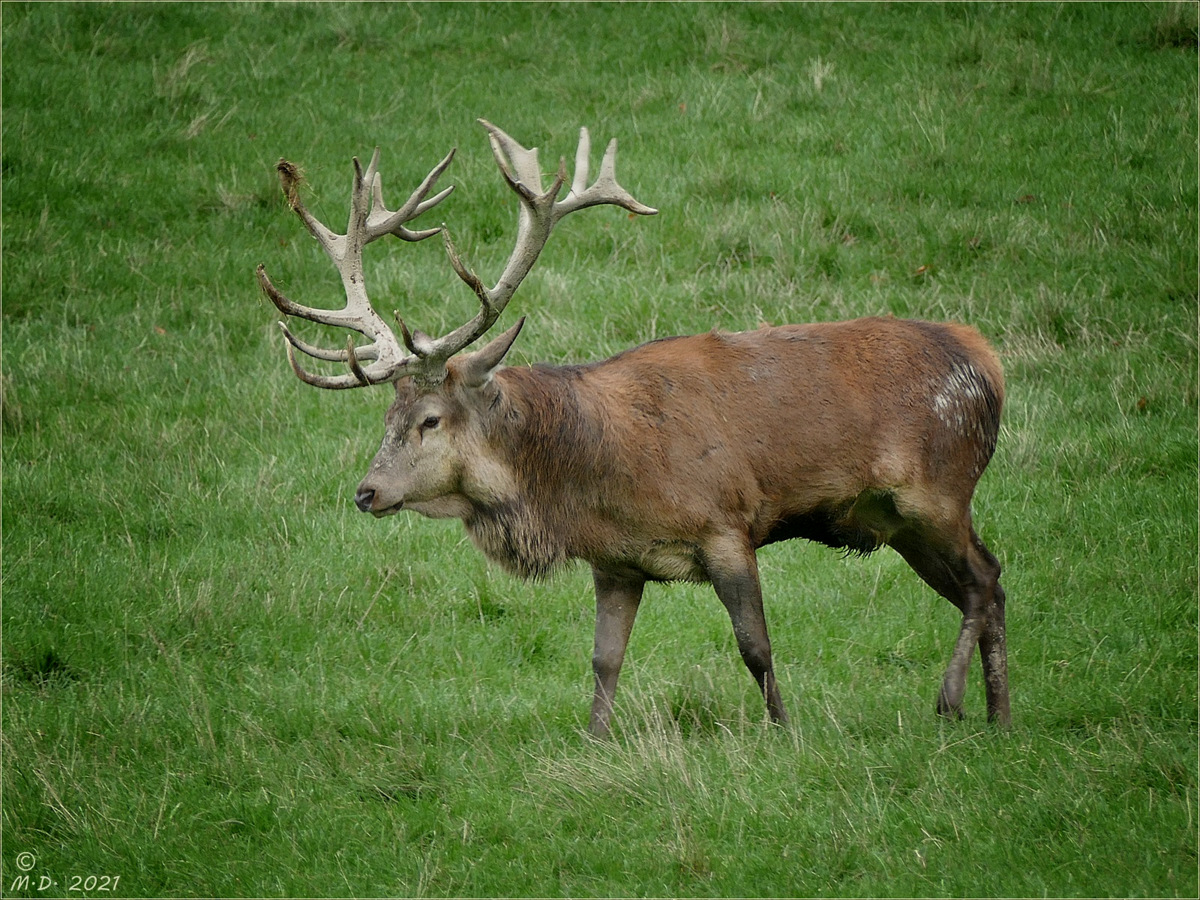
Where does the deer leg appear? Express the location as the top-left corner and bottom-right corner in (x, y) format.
(705, 540), (789, 727)
(972, 532), (1011, 725)
(939, 609), (984, 720)
(890, 523), (1006, 723)
(589, 568), (645, 739)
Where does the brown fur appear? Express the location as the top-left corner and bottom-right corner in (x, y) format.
(355, 316), (1010, 737)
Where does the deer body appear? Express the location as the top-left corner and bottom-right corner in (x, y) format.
(259, 122), (1010, 738)
(355, 315), (1008, 735)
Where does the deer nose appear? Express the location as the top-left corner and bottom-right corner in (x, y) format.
(354, 487), (375, 513)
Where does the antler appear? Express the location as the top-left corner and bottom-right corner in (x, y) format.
(258, 121), (656, 388)
(422, 119), (658, 367)
(256, 146), (455, 389)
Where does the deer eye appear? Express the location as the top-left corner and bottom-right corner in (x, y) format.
(421, 415), (441, 432)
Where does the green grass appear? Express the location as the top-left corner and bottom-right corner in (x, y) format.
(3, 2), (1196, 897)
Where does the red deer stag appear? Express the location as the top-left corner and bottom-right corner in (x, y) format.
(256, 120), (1010, 738)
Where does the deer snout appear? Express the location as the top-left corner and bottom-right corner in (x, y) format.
(355, 482), (404, 517)
(354, 487), (376, 513)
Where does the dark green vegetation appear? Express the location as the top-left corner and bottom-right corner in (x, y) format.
(3, 3), (1196, 896)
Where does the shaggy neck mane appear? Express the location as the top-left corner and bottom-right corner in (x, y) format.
(463, 364), (614, 580)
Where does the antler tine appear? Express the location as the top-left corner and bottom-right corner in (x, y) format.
(278, 321), (380, 363)
(483, 123), (547, 198)
(570, 126), (592, 198)
(280, 328), (387, 391)
(425, 120), (657, 365)
(257, 264), (368, 332)
(276, 159), (342, 261)
(365, 147), (457, 243)
(557, 130), (659, 217)
(259, 146), (456, 389)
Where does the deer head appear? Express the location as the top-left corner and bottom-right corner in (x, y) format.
(258, 120), (656, 514)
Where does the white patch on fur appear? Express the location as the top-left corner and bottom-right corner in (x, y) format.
(931, 362), (992, 477)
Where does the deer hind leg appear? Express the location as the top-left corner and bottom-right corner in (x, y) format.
(589, 568), (645, 739)
(704, 538), (789, 727)
(888, 521), (1009, 725)
(973, 533), (1010, 724)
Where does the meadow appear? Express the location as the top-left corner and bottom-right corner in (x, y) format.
(2, 2), (1197, 897)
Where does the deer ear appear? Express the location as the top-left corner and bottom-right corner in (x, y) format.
(458, 317), (525, 386)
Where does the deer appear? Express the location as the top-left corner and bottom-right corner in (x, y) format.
(256, 119), (1010, 739)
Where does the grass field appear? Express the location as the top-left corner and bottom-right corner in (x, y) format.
(3, 2), (1197, 897)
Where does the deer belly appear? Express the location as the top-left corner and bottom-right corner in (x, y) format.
(635, 540), (709, 583)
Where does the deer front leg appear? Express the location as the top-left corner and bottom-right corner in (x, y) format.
(589, 568), (645, 739)
(705, 538), (789, 727)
